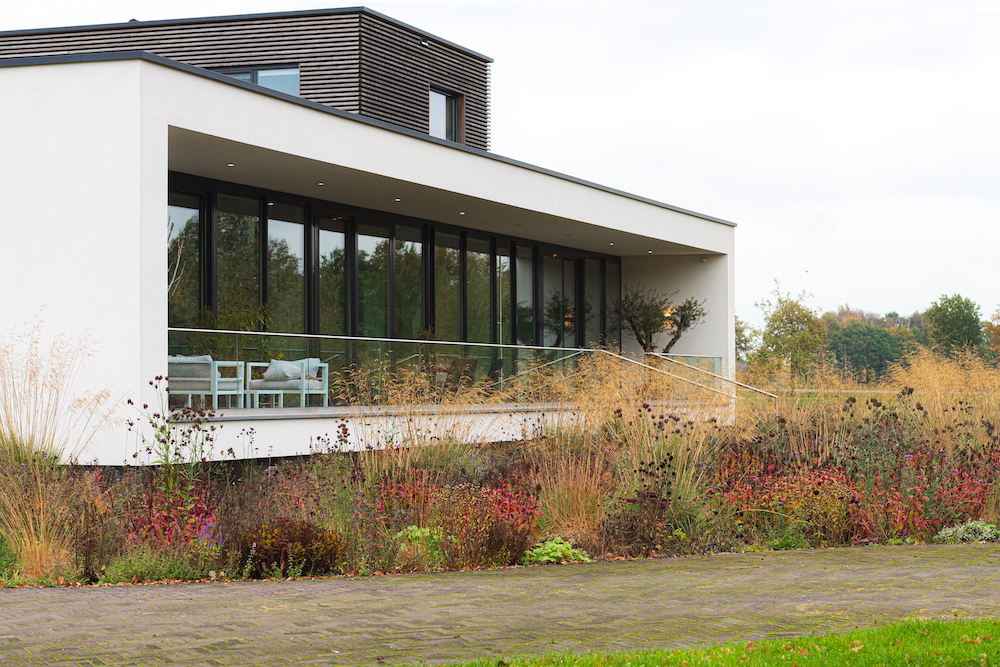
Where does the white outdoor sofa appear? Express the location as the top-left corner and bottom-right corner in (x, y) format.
(167, 354), (245, 409)
(245, 358), (329, 408)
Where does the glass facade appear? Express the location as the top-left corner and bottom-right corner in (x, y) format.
(466, 237), (491, 343)
(394, 224), (424, 339)
(169, 174), (621, 347)
(317, 216), (347, 335)
(357, 223), (390, 338)
(216, 194), (261, 328)
(167, 192), (201, 327)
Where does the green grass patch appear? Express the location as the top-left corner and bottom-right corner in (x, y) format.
(448, 618), (1000, 666)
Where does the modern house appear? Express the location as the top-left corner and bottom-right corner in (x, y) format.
(0, 8), (736, 464)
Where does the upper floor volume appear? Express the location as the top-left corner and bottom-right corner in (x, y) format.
(0, 7), (492, 151)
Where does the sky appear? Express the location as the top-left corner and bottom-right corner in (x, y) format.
(6, 1), (1000, 328)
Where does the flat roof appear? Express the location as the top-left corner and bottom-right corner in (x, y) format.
(0, 6), (494, 63)
(0, 51), (735, 228)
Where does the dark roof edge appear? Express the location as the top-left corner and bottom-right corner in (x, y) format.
(0, 51), (735, 228)
(0, 6), (494, 63)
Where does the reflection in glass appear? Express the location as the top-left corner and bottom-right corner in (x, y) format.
(167, 192), (201, 328)
(467, 237), (491, 343)
(395, 224), (424, 339)
(216, 194), (260, 328)
(257, 68), (299, 96)
(542, 256), (562, 347)
(358, 223), (390, 338)
(563, 259), (577, 348)
(429, 90), (456, 141)
(267, 203), (306, 333)
(515, 245), (534, 345)
(435, 232), (461, 340)
(318, 217), (347, 336)
(605, 261), (621, 348)
(497, 244), (512, 345)
(584, 258), (601, 347)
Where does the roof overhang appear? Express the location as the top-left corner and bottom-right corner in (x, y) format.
(2, 52), (735, 257)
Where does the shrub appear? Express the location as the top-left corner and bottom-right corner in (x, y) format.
(934, 520), (1000, 544)
(238, 518), (344, 579)
(101, 543), (207, 583)
(524, 537), (591, 565)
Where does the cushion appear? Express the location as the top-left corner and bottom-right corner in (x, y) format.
(262, 359), (302, 381)
(261, 358), (323, 381)
(167, 354), (214, 380)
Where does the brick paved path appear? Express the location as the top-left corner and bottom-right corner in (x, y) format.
(2, 544), (1000, 666)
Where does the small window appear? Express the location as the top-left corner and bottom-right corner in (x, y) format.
(218, 66), (299, 96)
(429, 89), (459, 141)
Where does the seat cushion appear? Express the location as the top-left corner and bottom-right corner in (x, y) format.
(170, 377), (241, 392)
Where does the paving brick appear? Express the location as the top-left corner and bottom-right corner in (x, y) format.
(2, 545), (1000, 665)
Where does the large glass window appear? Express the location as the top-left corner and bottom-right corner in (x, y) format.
(318, 216), (347, 335)
(167, 192), (201, 327)
(266, 203), (306, 333)
(497, 244), (512, 345)
(515, 245), (534, 346)
(216, 194), (260, 327)
(394, 224), (424, 339)
(584, 258), (602, 347)
(467, 237), (491, 343)
(429, 89), (458, 141)
(435, 232), (462, 340)
(543, 256), (578, 348)
(358, 223), (390, 338)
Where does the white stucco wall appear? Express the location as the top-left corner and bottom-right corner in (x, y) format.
(1, 57), (736, 463)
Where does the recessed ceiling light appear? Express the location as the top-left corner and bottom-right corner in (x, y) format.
(394, 198), (401, 202)
(459, 211), (466, 215)
(317, 182), (325, 186)
(648, 250), (653, 254)
(267, 202), (274, 206)
(609, 242), (614, 246)
(226, 163), (235, 167)
(552, 253), (557, 257)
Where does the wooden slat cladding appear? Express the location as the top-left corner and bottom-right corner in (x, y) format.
(0, 14), (364, 113)
(358, 14), (490, 151)
(0, 10), (492, 148)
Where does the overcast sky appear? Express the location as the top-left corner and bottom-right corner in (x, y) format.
(7, 1), (1000, 327)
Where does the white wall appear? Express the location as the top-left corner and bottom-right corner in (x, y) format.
(0, 60), (154, 464)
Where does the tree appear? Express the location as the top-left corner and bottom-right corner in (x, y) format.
(661, 297), (707, 353)
(828, 321), (901, 382)
(613, 283), (707, 353)
(925, 294), (983, 353)
(984, 309), (1000, 360)
(755, 284), (825, 386)
(734, 316), (756, 363)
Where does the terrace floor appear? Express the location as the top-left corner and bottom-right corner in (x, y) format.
(3, 544), (999, 666)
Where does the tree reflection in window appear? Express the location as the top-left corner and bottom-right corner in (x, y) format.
(318, 217), (347, 335)
(167, 193), (201, 328)
(395, 225), (424, 339)
(216, 194), (261, 329)
(267, 203), (306, 333)
(358, 223), (389, 338)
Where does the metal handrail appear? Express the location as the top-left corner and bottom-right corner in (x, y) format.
(647, 352), (779, 416)
(487, 350), (586, 389)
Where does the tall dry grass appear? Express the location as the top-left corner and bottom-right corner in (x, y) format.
(0, 462), (73, 579)
(0, 315), (119, 463)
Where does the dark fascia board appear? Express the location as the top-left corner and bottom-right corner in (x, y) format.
(0, 51), (735, 228)
(0, 6), (494, 63)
